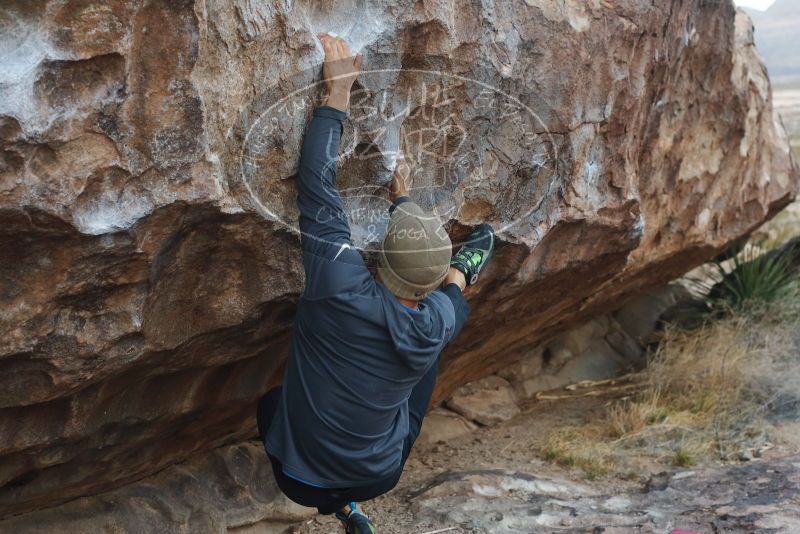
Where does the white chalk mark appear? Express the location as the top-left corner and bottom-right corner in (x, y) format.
(296, 0), (384, 57)
(0, 13), (58, 131)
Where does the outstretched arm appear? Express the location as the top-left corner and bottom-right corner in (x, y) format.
(297, 34), (363, 256)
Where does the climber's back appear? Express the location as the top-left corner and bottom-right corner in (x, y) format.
(265, 250), (458, 486)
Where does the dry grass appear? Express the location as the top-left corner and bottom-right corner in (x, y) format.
(620, 298), (800, 460)
(540, 292), (800, 479)
(607, 394), (665, 437)
(541, 429), (614, 480)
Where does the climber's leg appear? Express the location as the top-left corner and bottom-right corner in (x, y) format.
(265, 458), (400, 516)
(402, 354), (441, 461)
(402, 280), (472, 461)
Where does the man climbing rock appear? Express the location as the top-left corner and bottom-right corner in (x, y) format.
(256, 34), (495, 534)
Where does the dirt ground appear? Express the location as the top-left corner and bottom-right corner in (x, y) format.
(292, 385), (800, 534)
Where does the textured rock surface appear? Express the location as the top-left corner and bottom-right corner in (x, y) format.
(417, 408), (477, 446)
(446, 376), (521, 426)
(408, 457), (800, 533)
(0, 0), (797, 519)
(0, 441), (315, 533)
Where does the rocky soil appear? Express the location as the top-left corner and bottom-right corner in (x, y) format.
(1, 0), (798, 525)
(296, 393), (800, 534)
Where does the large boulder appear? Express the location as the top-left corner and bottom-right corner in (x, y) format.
(0, 0), (797, 519)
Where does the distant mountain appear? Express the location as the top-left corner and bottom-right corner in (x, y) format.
(742, 0), (800, 82)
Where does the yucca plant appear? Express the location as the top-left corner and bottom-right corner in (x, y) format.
(689, 244), (798, 317)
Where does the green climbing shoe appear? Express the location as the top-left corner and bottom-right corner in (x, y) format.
(450, 223), (495, 285)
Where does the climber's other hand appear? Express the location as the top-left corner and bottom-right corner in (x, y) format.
(389, 151), (412, 202)
(317, 33), (362, 111)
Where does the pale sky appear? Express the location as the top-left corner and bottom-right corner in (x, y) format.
(733, 0), (777, 10)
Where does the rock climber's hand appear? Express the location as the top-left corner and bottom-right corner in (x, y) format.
(389, 151), (412, 202)
(317, 33), (363, 112)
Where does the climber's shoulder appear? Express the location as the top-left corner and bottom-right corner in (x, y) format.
(300, 241), (374, 300)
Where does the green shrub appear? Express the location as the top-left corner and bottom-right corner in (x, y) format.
(690, 245), (798, 316)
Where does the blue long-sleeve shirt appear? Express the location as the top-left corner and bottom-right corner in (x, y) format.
(265, 106), (469, 487)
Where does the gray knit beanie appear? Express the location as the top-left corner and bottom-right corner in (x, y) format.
(377, 201), (452, 300)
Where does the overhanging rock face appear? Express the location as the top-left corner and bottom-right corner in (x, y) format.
(0, 0), (797, 517)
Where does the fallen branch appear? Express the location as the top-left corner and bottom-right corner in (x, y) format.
(563, 372), (643, 391)
(534, 383), (644, 401)
(418, 527), (461, 534)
